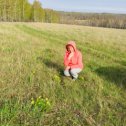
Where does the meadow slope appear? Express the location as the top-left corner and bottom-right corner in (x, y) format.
(0, 23), (126, 126)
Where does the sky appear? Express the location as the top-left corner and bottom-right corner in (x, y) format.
(29, 0), (126, 14)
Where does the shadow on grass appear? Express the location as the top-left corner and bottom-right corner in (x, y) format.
(37, 56), (64, 76)
(37, 56), (67, 86)
(43, 59), (64, 76)
(95, 66), (126, 89)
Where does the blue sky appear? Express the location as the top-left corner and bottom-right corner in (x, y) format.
(29, 0), (126, 14)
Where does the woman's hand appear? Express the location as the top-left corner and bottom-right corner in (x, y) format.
(66, 66), (70, 70)
(68, 52), (74, 60)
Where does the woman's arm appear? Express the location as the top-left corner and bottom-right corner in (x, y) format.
(64, 53), (70, 66)
(64, 52), (73, 66)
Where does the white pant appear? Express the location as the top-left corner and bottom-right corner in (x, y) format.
(64, 68), (82, 79)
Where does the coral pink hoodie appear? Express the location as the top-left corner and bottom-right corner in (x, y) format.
(64, 41), (83, 70)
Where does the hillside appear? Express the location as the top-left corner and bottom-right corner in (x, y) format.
(0, 23), (126, 126)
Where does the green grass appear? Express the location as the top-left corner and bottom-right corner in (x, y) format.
(0, 22), (126, 126)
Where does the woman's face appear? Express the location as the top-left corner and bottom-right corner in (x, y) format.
(67, 45), (74, 53)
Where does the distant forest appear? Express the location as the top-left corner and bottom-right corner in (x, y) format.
(0, 0), (126, 29)
(59, 12), (126, 29)
(0, 0), (60, 23)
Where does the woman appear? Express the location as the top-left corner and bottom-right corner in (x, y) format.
(64, 41), (83, 80)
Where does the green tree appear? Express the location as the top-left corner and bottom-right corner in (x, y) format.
(0, 0), (60, 23)
(32, 0), (43, 22)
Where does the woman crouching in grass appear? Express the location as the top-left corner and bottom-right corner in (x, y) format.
(64, 41), (83, 80)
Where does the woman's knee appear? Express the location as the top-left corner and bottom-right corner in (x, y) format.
(70, 69), (77, 76)
(70, 68), (81, 75)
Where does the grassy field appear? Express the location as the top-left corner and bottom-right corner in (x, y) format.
(0, 22), (126, 126)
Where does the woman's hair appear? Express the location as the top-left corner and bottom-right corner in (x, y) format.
(66, 45), (72, 50)
(66, 44), (75, 52)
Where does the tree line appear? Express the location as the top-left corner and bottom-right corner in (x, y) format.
(59, 12), (126, 29)
(0, 0), (126, 29)
(0, 0), (60, 23)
